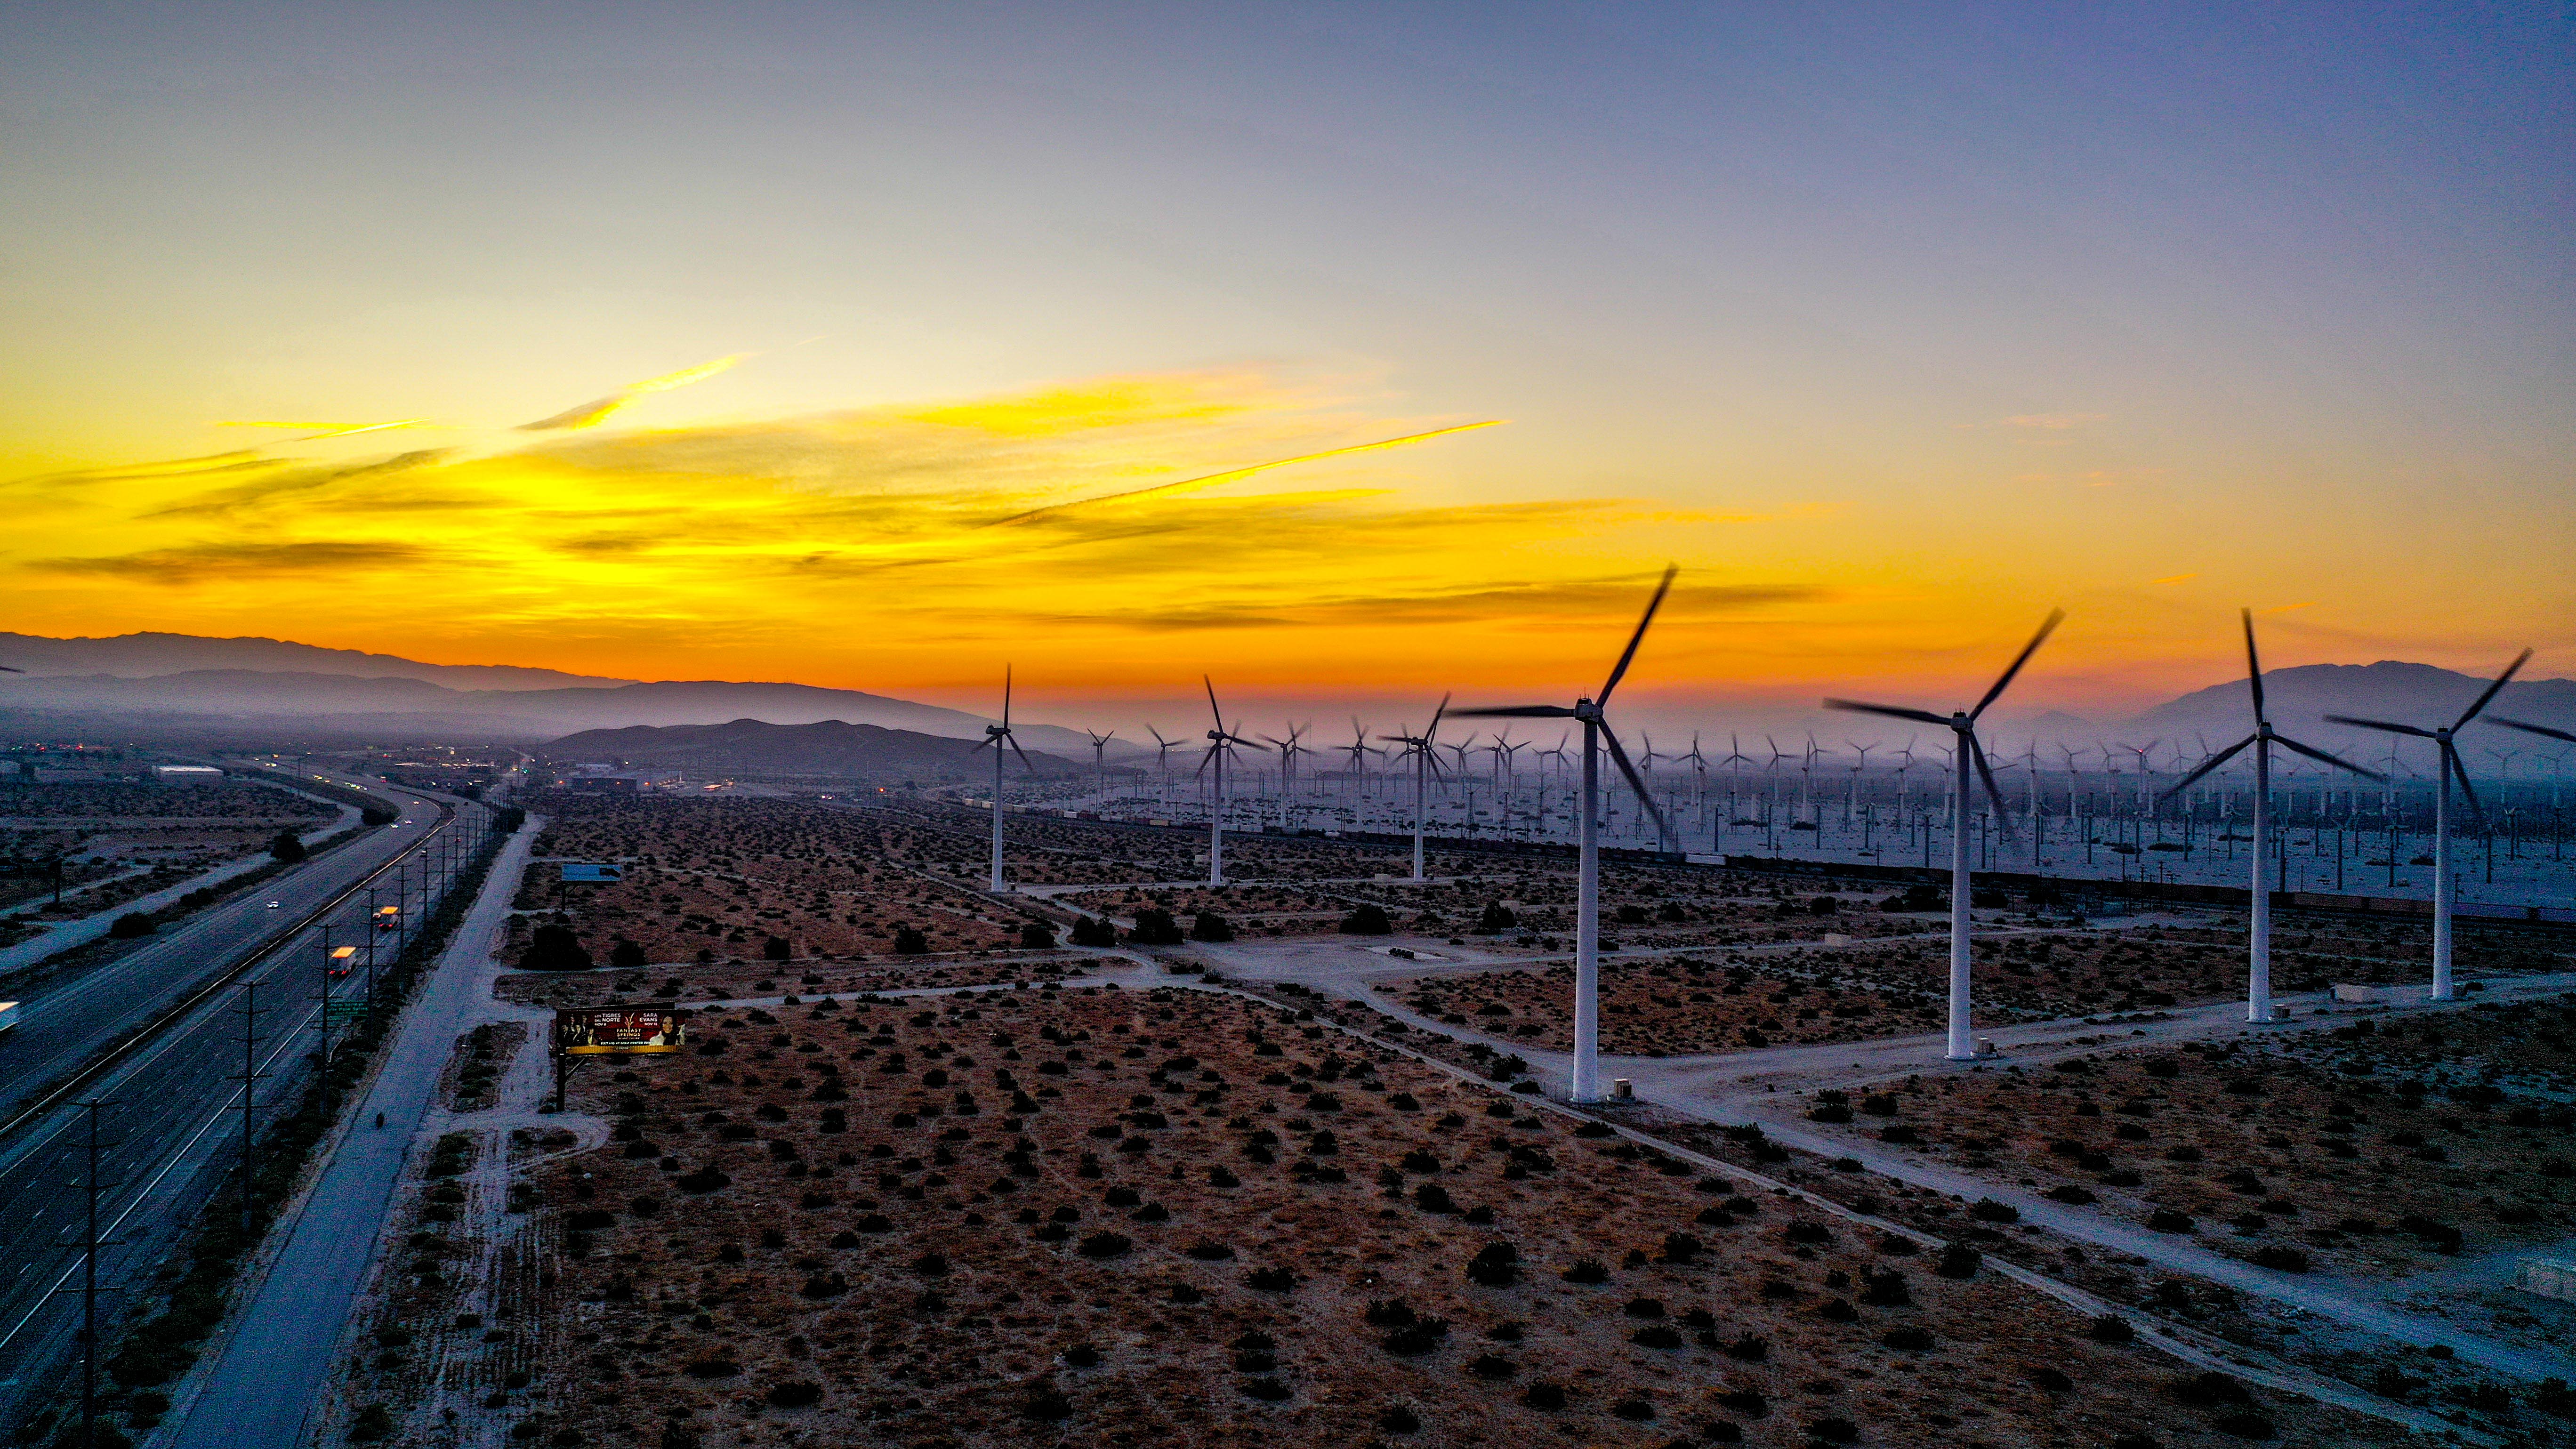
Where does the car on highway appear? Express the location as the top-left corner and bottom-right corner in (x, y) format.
(267, 900), (282, 909)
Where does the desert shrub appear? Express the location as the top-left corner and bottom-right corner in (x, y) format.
(1129, 909), (1185, 945)
(1381, 1319), (1450, 1356)
(108, 913), (155, 939)
(1413, 1183), (1456, 1213)
(1859, 1270), (1911, 1306)
(762, 935), (791, 961)
(2250, 1245), (2309, 1273)
(764, 1382), (823, 1408)
(1632, 1324), (1683, 1349)
(1881, 1327), (1935, 1351)
(2171, 1372), (2255, 1408)
(1970, 1198), (2019, 1224)
(1244, 1265), (1297, 1292)
(2147, 1209), (2196, 1233)
(1465, 1353), (1517, 1380)
(1069, 916), (1118, 947)
(1808, 1417), (1860, 1443)
(1078, 1232), (1131, 1259)
(1020, 921), (1057, 949)
(1560, 1258), (1609, 1285)
(2045, 1184), (2097, 1204)
(1339, 905), (1393, 935)
(683, 1357), (741, 1378)
(1186, 1240), (1234, 1261)
(891, 927), (929, 955)
(1724, 1335), (1769, 1361)
(521, 923), (592, 972)
(1378, 1403), (1422, 1431)
(1240, 1377), (1292, 1401)
(1465, 1242), (1520, 1287)
(1660, 1232), (1702, 1263)
(1520, 1382), (1566, 1410)
(1019, 1384), (1073, 1421)
(1934, 1244), (1981, 1279)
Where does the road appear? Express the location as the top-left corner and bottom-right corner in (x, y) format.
(0, 794), (361, 981)
(0, 771), (501, 1435)
(163, 813), (545, 1449)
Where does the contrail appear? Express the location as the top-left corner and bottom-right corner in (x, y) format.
(985, 419), (1504, 527)
(518, 353), (749, 431)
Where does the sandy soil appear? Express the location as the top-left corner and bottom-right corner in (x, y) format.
(1788, 993), (2576, 1281)
(332, 982), (2426, 1449)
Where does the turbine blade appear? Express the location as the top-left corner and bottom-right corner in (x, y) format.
(2271, 735), (2384, 780)
(2453, 648), (2532, 730)
(1003, 664), (1014, 728)
(2240, 607), (2265, 723)
(1449, 705), (1576, 718)
(1010, 737), (1037, 774)
(2492, 716), (2576, 744)
(2325, 714), (2437, 739)
(1597, 563), (1678, 707)
(1972, 736), (2019, 844)
(1971, 607), (2065, 722)
(1600, 726), (1674, 842)
(1823, 700), (1948, 726)
(2159, 734), (2256, 799)
(1204, 675), (1224, 728)
(2446, 742), (2487, 828)
(1427, 692), (1451, 739)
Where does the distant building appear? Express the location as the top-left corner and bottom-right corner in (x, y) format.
(564, 772), (676, 794)
(153, 765), (225, 782)
(32, 768), (110, 784)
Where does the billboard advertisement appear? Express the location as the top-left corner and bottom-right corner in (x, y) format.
(553, 1007), (685, 1055)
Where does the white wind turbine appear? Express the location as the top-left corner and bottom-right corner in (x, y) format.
(1455, 565), (1680, 1102)
(1144, 725), (1178, 809)
(1085, 729), (1117, 805)
(973, 667), (1038, 893)
(1257, 723), (1311, 830)
(2165, 611), (2382, 1021)
(1344, 719), (1375, 804)
(1827, 609), (2063, 1061)
(1379, 697), (1452, 882)
(2329, 648), (2531, 1000)
(1196, 678), (1259, 886)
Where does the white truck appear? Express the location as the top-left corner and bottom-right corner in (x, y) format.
(0, 1002), (18, 1036)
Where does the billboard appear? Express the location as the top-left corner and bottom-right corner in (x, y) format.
(560, 863), (624, 883)
(553, 1007), (685, 1055)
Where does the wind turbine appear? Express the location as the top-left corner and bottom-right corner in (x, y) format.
(1344, 718), (1375, 802)
(1145, 725), (1178, 808)
(1455, 564), (1679, 1103)
(1379, 697), (1451, 882)
(2163, 611), (2382, 1021)
(1257, 723), (1310, 829)
(1197, 678), (1258, 886)
(973, 668), (1037, 892)
(1086, 729), (1117, 805)
(1826, 609), (2063, 1061)
(2329, 649), (2531, 999)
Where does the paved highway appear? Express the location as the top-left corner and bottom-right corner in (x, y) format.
(0, 769), (506, 1436)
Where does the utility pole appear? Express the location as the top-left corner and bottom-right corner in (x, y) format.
(63, 1100), (124, 1449)
(228, 984), (268, 1238)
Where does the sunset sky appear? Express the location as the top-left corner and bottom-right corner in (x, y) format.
(4, 5), (2569, 733)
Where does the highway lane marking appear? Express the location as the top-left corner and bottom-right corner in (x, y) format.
(0, 986), (336, 1352)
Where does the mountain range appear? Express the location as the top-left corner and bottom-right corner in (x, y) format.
(0, 632), (1104, 757)
(2, 632), (2568, 775)
(547, 718), (1095, 783)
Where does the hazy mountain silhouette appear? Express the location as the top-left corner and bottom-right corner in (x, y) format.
(2127, 661), (2576, 765)
(545, 718), (1094, 783)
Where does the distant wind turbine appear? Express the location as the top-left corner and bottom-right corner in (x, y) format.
(1379, 699), (1451, 883)
(1455, 564), (1680, 1103)
(1827, 608), (2064, 1061)
(1086, 729), (1117, 804)
(2163, 611), (2381, 1022)
(972, 668), (1038, 893)
(2329, 648), (2531, 1000)
(1197, 679), (1258, 887)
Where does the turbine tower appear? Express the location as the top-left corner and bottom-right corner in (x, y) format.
(1827, 609), (2064, 1061)
(1455, 564), (1679, 1103)
(973, 668), (1037, 892)
(2164, 610), (2381, 1022)
(1145, 725), (1178, 808)
(2329, 649), (2531, 1000)
(1378, 697), (1450, 882)
(1197, 680), (1258, 886)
